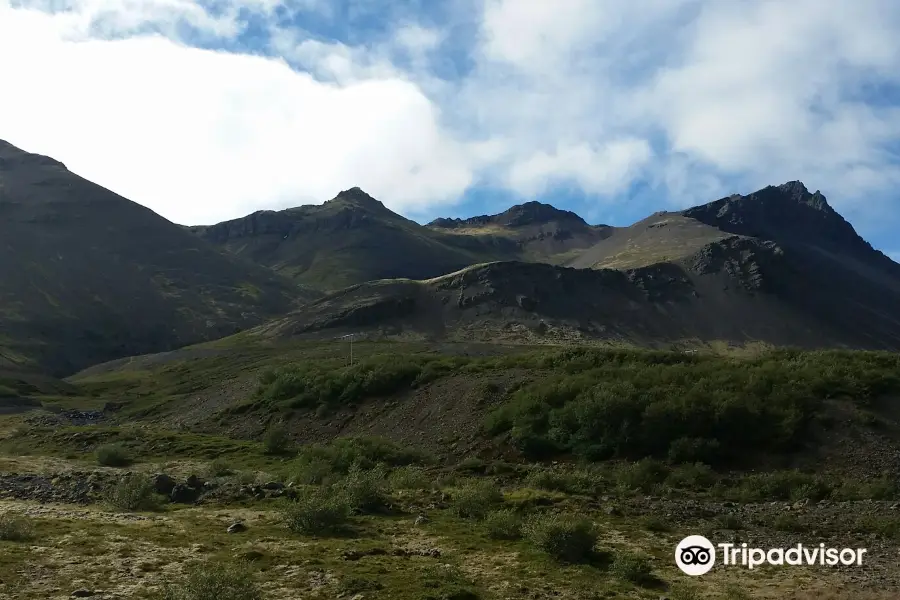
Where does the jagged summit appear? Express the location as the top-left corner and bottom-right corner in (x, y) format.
(681, 180), (871, 256)
(429, 200), (588, 229)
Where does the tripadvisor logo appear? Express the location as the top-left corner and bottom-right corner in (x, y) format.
(675, 535), (867, 576)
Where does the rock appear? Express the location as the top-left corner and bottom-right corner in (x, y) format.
(227, 522), (247, 534)
(71, 590), (96, 598)
(185, 474), (204, 489)
(414, 514), (429, 526)
(152, 474), (176, 496)
(170, 483), (199, 504)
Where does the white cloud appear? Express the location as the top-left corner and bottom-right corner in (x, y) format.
(0, 1), (478, 224)
(507, 140), (653, 197)
(2, 0), (900, 230)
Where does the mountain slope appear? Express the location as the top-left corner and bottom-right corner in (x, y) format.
(239, 182), (900, 351)
(427, 201), (612, 263)
(189, 188), (520, 291)
(0, 140), (312, 375)
(191, 192), (612, 290)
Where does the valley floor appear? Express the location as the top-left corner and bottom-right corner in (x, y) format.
(1, 420), (899, 600)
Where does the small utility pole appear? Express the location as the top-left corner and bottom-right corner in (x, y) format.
(339, 333), (356, 366)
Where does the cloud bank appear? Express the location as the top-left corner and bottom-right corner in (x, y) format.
(1, 0), (900, 229)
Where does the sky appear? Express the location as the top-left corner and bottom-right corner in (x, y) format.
(1, 0), (899, 260)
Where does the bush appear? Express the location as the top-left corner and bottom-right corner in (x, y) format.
(96, 443), (132, 467)
(281, 487), (351, 535)
(524, 468), (605, 496)
(388, 465), (431, 490)
(666, 463), (717, 490)
(483, 348), (900, 466)
(616, 459), (669, 493)
(263, 424), (291, 455)
(640, 516), (671, 533)
(451, 480), (504, 520)
(155, 560), (260, 600)
(291, 437), (432, 476)
(289, 456), (336, 485)
(207, 458), (234, 478)
(525, 513), (598, 563)
(0, 513), (34, 542)
(337, 464), (388, 513)
(610, 551), (654, 584)
(484, 509), (523, 540)
(105, 474), (163, 511)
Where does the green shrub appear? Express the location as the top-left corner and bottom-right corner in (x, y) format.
(289, 456), (336, 485)
(610, 551), (654, 584)
(105, 474), (163, 512)
(731, 471), (830, 502)
(388, 465), (431, 490)
(524, 468), (605, 495)
(281, 487), (351, 535)
(96, 443), (132, 467)
(262, 424), (291, 455)
(484, 509), (523, 540)
(666, 463), (717, 490)
(291, 436), (432, 476)
(337, 464), (388, 513)
(483, 348), (900, 465)
(771, 514), (807, 533)
(207, 458), (234, 478)
(451, 480), (503, 520)
(640, 516), (671, 533)
(616, 459), (669, 493)
(525, 513), (598, 563)
(155, 560), (260, 600)
(0, 513), (34, 542)
(667, 437), (721, 464)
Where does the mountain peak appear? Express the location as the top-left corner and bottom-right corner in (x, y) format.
(330, 187), (386, 209)
(682, 180), (871, 256)
(428, 201), (587, 229)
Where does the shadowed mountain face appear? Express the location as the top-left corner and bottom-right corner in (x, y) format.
(427, 201), (613, 263)
(4, 133), (900, 376)
(191, 193), (612, 290)
(189, 187), (518, 291)
(0, 140), (309, 375)
(246, 182), (900, 351)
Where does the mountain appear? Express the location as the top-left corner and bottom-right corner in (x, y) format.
(242, 181), (900, 351)
(190, 192), (611, 290)
(189, 188), (519, 291)
(0, 140), (312, 376)
(427, 201), (612, 263)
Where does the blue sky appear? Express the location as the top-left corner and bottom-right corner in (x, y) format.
(1, 0), (899, 261)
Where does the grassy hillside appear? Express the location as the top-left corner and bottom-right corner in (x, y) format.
(3, 343), (900, 598)
(0, 140), (314, 375)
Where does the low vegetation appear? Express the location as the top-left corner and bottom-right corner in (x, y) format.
(154, 561), (261, 600)
(0, 513), (34, 542)
(524, 513), (599, 563)
(104, 473), (163, 511)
